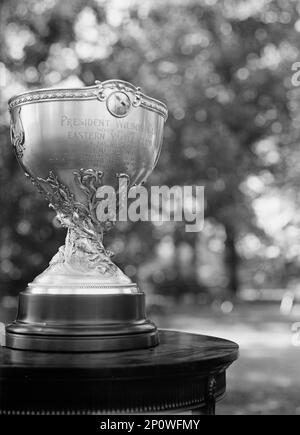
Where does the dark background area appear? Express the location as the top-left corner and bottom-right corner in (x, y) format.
(1, 0), (300, 414)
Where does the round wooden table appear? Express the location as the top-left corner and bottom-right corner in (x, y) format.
(0, 330), (238, 415)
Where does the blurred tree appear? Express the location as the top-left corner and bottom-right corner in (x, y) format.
(0, 0), (299, 298)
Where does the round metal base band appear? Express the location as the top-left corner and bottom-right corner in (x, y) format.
(5, 291), (159, 352)
(5, 329), (159, 352)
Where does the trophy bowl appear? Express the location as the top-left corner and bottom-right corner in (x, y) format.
(6, 80), (168, 351)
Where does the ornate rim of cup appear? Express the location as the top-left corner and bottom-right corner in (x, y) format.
(8, 79), (168, 120)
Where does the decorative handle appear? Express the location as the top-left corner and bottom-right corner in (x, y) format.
(10, 107), (25, 160)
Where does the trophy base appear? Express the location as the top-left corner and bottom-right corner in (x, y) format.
(5, 291), (159, 352)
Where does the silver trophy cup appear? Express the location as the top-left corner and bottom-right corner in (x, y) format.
(7, 79), (167, 351)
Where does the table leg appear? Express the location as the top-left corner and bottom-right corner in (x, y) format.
(192, 375), (217, 415)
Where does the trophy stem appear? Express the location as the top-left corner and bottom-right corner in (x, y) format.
(62, 226), (118, 278)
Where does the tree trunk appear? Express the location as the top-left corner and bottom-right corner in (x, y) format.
(224, 225), (239, 295)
